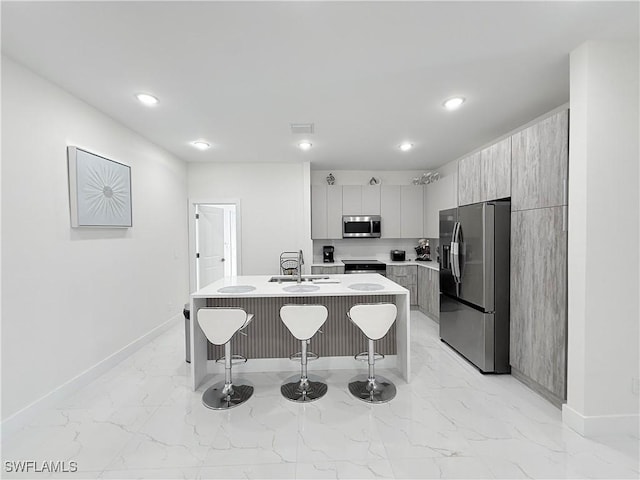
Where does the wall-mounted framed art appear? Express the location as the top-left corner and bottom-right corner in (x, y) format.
(67, 146), (132, 228)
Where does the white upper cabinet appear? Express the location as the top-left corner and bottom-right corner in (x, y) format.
(361, 185), (381, 214)
(423, 175), (457, 238)
(311, 185), (328, 239)
(342, 186), (362, 215)
(400, 185), (424, 238)
(311, 185), (343, 239)
(327, 186), (343, 238)
(380, 185), (401, 238)
(342, 185), (381, 215)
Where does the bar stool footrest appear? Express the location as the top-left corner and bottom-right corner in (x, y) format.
(215, 354), (248, 365)
(354, 351), (385, 362)
(289, 351), (319, 361)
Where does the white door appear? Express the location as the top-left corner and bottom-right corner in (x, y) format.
(196, 205), (226, 289)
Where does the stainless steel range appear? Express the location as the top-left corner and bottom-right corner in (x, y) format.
(342, 260), (387, 276)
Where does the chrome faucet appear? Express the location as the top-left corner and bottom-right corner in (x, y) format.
(297, 249), (304, 283)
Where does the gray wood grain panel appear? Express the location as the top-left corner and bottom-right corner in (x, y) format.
(205, 295), (397, 360)
(429, 268), (440, 320)
(511, 110), (569, 211)
(510, 207), (567, 400)
(417, 266), (427, 312)
(311, 265), (345, 274)
(481, 137), (511, 201)
(387, 265), (418, 305)
(458, 151), (482, 206)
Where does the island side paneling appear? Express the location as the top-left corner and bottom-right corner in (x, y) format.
(205, 295), (397, 360)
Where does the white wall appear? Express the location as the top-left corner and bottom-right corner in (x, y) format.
(1, 57), (189, 422)
(564, 41), (639, 436)
(188, 162), (309, 276)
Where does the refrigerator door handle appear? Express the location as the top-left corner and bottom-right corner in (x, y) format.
(451, 221), (461, 283)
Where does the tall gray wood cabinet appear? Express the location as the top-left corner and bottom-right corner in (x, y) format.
(458, 137), (511, 206)
(509, 109), (569, 407)
(511, 110), (569, 211)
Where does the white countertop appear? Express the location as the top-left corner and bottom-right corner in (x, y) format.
(311, 259), (439, 271)
(191, 273), (409, 298)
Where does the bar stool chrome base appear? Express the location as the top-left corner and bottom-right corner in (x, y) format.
(348, 374), (396, 404)
(202, 381), (254, 410)
(281, 374), (328, 402)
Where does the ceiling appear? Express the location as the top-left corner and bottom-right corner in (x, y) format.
(2, 2), (638, 171)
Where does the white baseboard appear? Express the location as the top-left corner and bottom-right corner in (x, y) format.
(562, 404), (640, 438)
(1, 314), (182, 438)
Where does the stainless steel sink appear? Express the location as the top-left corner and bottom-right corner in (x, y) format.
(268, 275), (330, 283)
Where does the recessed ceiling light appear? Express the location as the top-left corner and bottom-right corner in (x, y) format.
(443, 97), (465, 110)
(399, 142), (414, 152)
(135, 93), (159, 106)
(191, 140), (211, 150)
(298, 141), (312, 151)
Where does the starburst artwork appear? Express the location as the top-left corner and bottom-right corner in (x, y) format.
(68, 147), (132, 227)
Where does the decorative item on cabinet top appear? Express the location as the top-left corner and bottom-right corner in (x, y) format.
(412, 171), (440, 185)
(326, 173), (335, 185)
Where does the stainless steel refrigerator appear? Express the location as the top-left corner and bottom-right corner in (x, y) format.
(439, 201), (510, 373)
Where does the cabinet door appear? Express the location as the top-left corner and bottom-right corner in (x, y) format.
(400, 185), (424, 238)
(511, 110), (569, 211)
(429, 269), (440, 320)
(417, 266), (428, 312)
(458, 151), (482, 206)
(481, 137), (511, 201)
(423, 175), (455, 238)
(362, 185), (381, 215)
(327, 186), (343, 239)
(311, 185), (328, 239)
(510, 206), (567, 401)
(381, 185), (401, 238)
(342, 186), (362, 215)
(311, 265), (345, 275)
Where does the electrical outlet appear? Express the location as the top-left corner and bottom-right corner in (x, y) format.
(632, 378), (639, 396)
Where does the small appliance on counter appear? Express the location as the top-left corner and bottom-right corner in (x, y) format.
(323, 245), (335, 263)
(415, 238), (431, 261)
(390, 250), (406, 262)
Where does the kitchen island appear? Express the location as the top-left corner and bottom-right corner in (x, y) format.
(190, 273), (410, 390)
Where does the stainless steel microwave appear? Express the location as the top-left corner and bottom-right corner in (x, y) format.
(342, 215), (381, 238)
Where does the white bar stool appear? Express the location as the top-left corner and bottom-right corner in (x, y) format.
(347, 303), (398, 403)
(280, 304), (329, 402)
(197, 307), (254, 410)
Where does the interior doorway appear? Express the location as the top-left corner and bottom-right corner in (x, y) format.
(189, 200), (241, 291)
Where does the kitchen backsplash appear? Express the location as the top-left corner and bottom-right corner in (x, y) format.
(313, 238), (439, 263)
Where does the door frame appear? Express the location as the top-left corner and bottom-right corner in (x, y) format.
(188, 198), (242, 293)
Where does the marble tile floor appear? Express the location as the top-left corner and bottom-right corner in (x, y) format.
(2, 310), (638, 479)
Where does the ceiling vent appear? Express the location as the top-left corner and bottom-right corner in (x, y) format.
(290, 123), (314, 135)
